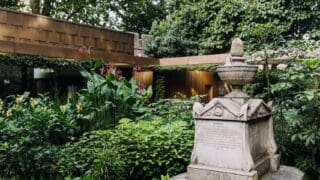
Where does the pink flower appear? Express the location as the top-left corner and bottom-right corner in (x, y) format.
(78, 46), (87, 54)
(107, 62), (115, 70)
(133, 66), (142, 72)
(137, 86), (145, 94)
(98, 62), (119, 76)
(99, 66), (107, 75)
(116, 69), (124, 80)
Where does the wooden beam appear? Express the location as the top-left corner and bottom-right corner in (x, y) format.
(159, 54), (227, 66)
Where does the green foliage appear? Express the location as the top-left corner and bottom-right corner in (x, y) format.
(138, 97), (201, 127)
(21, 0), (169, 33)
(0, 0), (23, 9)
(77, 67), (152, 130)
(112, 0), (168, 34)
(146, 0), (320, 57)
(50, 0), (113, 26)
(58, 131), (126, 179)
(59, 118), (194, 179)
(0, 93), (78, 178)
(246, 58), (320, 179)
(153, 73), (165, 101)
(0, 55), (96, 70)
(148, 64), (218, 72)
(111, 119), (194, 179)
(0, 68), (194, 179)
(270, 59), (320, 179)
(243, 69), (283, 100)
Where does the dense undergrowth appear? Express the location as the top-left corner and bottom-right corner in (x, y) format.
(244, 58), (320, 179)
(0, 64), (196, 179)
(1, 58), (319, 179)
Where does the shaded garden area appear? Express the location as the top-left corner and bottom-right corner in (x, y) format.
(0, 58), (319, 179)
(0, 0), (320, 180)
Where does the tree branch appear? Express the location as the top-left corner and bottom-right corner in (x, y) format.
(66, 4), (86, 21)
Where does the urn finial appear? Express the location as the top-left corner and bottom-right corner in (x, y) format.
(230, 38), (244, 57)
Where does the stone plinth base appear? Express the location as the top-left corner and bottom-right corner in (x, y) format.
(172, 166), (304, 180)
(187, 164), (258, 180)
(261, 166), (304, 180)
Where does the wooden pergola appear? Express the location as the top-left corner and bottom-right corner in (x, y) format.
(0, 8), (227, 67)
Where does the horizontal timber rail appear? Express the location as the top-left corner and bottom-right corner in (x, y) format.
(159, 54), (227, 66)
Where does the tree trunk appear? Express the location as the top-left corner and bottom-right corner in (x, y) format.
(263, 49), (271, 101)
(42, 0), (53, 16)
(30, 0), (41, 14)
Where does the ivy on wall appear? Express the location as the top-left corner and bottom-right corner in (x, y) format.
(0, 54), (219, 72)
(153, 72), (165, 101)
(147, 64), (218, 72)
(0, 55), (97, 70)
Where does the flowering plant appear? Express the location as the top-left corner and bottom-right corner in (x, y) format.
(77, 63), (152, 130)
(0, 93), (79, 177)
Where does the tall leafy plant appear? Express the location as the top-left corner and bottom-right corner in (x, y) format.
(77, 66), (152, 130)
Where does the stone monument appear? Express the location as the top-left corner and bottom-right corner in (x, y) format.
(173, 38), (304, 180)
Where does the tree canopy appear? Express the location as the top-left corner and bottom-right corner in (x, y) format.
(0, 0), (169, 34)
(0, 0), (22, 9)
(145, 0), (320, 57)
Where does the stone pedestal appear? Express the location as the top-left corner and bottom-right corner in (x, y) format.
(173, 166), (304, 180)
(188, 97), (280, 180)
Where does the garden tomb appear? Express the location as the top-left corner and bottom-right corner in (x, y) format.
(173, 38), (304, 180)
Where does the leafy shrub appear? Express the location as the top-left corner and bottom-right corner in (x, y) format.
(243, 69), (283, 100)
(138, 97), (201, 127)
(58, 131), (126, 180)
(114, 119), (193, 179)
(245, 58), (320, 179)
(0, 93), (78, 178)
(58, 119), (194, 180)
(270, 59), (320, 179)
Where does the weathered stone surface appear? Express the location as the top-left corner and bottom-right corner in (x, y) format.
(261, 166), (304, 180)
(230, 38), (245, 57)
(193, 98), (272, 121)
(172, 173), (187, 180)
(188, 165), (258, 180)
(172, 166), (304, 180)
(192, 120), (246, 169)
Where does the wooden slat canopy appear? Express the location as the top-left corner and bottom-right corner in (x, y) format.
(0, 8), (158, 65)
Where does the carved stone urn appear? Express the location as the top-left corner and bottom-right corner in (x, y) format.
(217, 38), (257, 98)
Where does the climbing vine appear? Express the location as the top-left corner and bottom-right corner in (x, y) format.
(0, 55), (97, 70)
